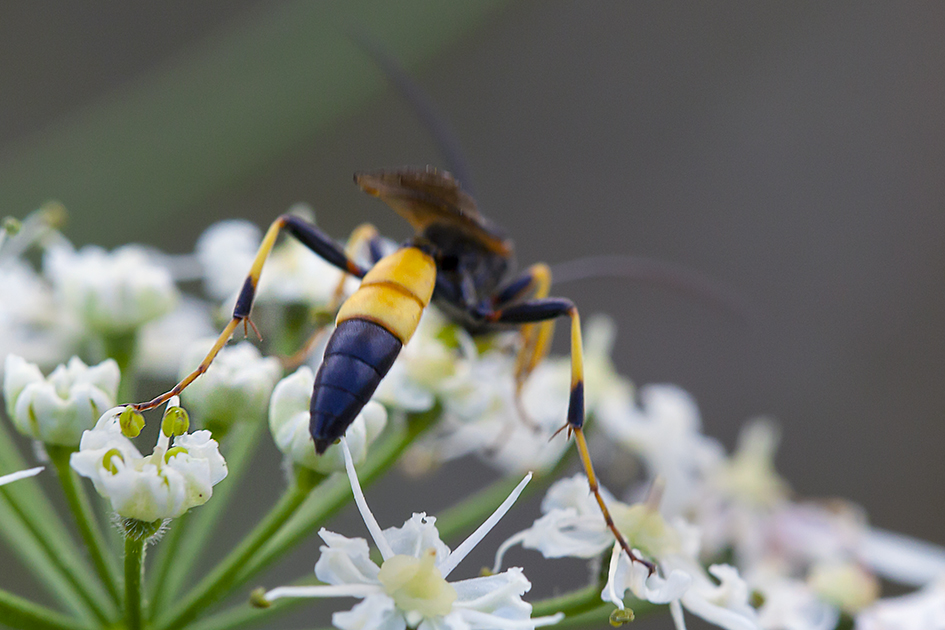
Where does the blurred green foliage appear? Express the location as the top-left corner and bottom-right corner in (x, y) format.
(0, 1), (504, 247)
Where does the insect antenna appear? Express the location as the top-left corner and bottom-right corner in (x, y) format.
(550, 254), (753, 326)
(350, 32), (477, 196)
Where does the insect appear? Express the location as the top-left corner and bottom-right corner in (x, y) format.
(132, 165), (655, 573)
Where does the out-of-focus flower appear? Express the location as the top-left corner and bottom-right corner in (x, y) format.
(0, 466), (44, 487)
(597, 383), (725, 517)
(179, 339), (282, 433)
(495, 474), (760, 630)
(854, 578), (945, 630)
(268, 366), (386, 473)
(398, 314), (626, 475)
(262, 439), (562, 630)
(44, 244), (178, 336)
(4, 354), (119, 446)
(0, 256), (73, 370)
(137, 297), (216, 379)
(196, 211), (358, 311)
(858, 527), (945, 588)
(807, 561), (880, 615)
(751, 574), (840, 630)
(70, 401), (227, 522)
(195, 220), (261, 303)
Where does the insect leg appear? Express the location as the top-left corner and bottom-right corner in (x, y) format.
(486, 298), (656, 573)
(282, 223), (385, 370)
(133, 214), (368, 412)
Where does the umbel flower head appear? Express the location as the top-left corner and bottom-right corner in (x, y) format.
(261, 439), (563, 630)
(495, 474), (760, 630)
(70, 399), (227, 522)
(44, 243), (178, 336)
(3, 354), (119, 446)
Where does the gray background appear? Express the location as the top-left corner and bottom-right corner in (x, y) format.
(2, 3), (944, 629)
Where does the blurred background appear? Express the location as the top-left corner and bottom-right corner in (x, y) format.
(2, 2), (944, 628)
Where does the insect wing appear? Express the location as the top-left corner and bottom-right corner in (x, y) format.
(355, 168), (511, 255)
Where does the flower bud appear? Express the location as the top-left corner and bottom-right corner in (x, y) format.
(179, 340), (281, 433)
(3, 354), (119, 446)
(268, 367), (387, 473)
(119, 407), (145, 438)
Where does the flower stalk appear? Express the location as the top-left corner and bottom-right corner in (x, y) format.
(0, 587), (97, 630)
(47, 445), (122, 605)
(153, 465), (323, 630)
(123, 527), (148, 630)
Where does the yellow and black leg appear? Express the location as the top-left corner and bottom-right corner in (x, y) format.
(491, 264), (555, 426)
(282, 223), (385, 370)
(485, 298), (656, 574)
(133, 214), (368, 412)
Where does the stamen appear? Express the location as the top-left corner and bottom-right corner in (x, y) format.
(340, 437), (394, 560)
(440, 472), (531, 578)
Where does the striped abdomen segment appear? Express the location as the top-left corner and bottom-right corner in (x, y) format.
(310, 319), (401, 453)
(310, 247), (436, 454)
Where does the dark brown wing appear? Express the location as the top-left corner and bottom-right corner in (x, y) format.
(355, 167), (512, 255)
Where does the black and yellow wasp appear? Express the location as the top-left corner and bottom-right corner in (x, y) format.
(132, 166), (654, 572)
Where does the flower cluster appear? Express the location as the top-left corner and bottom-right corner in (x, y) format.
(70, 402), (228, 523)
(1, 209), (943, 630)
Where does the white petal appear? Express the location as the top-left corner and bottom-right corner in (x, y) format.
(315, 529), (381, 586)
(383, 514), (451, 564)
(859, 527), (945, 587)
(0, 466), (43, 486)
(441, 473), (530, 578)
(332, 593), (406, 630)
(855, 579), (945, 630)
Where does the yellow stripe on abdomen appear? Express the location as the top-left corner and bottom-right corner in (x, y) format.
(335, 247), (436, 344)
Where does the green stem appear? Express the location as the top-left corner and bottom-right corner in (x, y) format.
(149, 419), (263, 609)
(0, 491), (95, 622)
(230, 405), (441, 586)
(101, 331), (138, 402)
(0, 587), (96, 630)
(0, 425), (114, 621)
(185, 578), (319, 630)
(146, 510), (190, 611)
(530, 582), (603, 618)
(47, 445), (122, 604)
(551, 599), (657, 629)
(124, 534), (146, 630)
(153, 467), (322, 630)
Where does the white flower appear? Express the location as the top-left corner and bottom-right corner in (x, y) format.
(495, 474), (760, 630)
(137, 297), (216, 379)
(196, 212), (358, 310)
(179, 339), (282, 431)
(374, 309), (461, 413)
(44, 243), (178, 335)
(807, 561), (880, 615)
(0, 466), (44, 486)
(854, 578), (945, 630)
(268, 367), (387, 474)
(263, 439), (563, 630)
(4, 354), (120, 446)
(858, 527), (945, 588)
(70, 402), (227, 522)
(0, 259), (73, 369)
(401, 314), (625, 475)
(597, 383), (725, 517)
(751, 574), (839, 630)
(195, 220), (262, 302)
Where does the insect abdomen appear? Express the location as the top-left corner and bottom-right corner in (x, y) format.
(310, 247), (436, 453)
